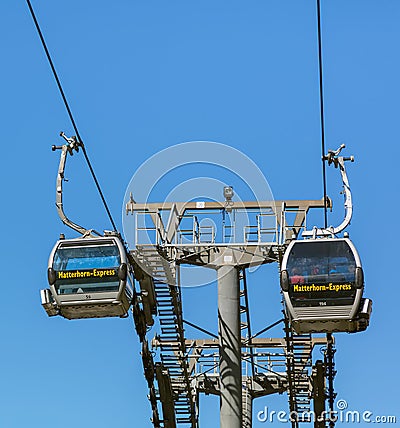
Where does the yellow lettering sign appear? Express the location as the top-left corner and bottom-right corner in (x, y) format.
(292, 283), (353, 292)
(56, 268), (117, 280)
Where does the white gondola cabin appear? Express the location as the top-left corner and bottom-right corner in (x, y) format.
(41, 235), (133, 319)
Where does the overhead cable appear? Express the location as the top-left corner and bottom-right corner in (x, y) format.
(316, 0), (328, 229)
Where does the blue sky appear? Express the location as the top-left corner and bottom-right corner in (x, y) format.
(1, 1), (399, 427)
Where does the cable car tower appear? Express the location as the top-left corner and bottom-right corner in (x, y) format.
(121, 142), (371, 428)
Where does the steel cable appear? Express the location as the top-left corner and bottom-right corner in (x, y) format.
(317, 0), (328, 229)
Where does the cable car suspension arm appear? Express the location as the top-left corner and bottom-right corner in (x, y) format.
(303, 144), (354, 237)
(52, 133), (100, 236)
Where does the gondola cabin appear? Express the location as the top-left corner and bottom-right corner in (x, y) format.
(41, 235), (133, 319)
(280, 237), (372, 334)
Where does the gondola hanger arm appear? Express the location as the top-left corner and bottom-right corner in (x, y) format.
(53, 132), (100, 237)
(303, 144), (354, 238)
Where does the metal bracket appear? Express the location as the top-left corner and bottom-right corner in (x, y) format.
(303, 144), (354, 237)
(52, 132), (99, 236)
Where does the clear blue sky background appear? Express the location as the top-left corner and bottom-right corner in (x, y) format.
(1, 1), (399, 427)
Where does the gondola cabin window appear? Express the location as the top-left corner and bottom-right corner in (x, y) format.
(286, 240), (357, 307)
(53, 243), (121, 295)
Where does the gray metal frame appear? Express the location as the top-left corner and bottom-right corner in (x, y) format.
(126, 196), (330, 427)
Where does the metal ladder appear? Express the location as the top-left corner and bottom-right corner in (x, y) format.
(324, 334), (337, 428)
(239, 268), (256, 378)
(292, 333), (313, 422)
(133, 245), (197, 427)
(155, 279), (197, 427)
(284, 318), (313, 427)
